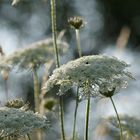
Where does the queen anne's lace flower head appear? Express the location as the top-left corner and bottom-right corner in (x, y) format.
(107, 116), (140, 139)
(44, 55), (133, 100)
(0, 107), (48, 138)
(2, 38), (68, 71)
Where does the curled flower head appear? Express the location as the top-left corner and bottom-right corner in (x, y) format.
(3, 38), (68, 70)
(0, 107), (49, 137)
(68, 16), (84, 29)
(44, 55), (133, 100)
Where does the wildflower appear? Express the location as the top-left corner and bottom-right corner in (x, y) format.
(68, 16), (84, 29)
(5, 98), (29, 110)
(44, 55), (133, 100)
(0, 107), (49, 137)
(3, 38), (68, 70)
(106, 116), (140, 139)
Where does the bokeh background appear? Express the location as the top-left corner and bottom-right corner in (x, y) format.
(0, 0), (140, 140)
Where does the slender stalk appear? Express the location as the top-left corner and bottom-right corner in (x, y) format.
(32, 69), (42, 140)
(110, 97), (123, 140)
(27, 134), (31, 140)
(84, 97), (90, 140)
(32, 68), (40, 113)
(75, 29), (82, 57)
(4, 80), (8, 101)
(72, 87), (79, 140)
(72, 28), (82, 140)
(50, 0), (60, 68)
(50, 0), (65, 140)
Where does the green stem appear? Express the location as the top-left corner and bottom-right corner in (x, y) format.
(27, 134), (31, 140)
(60, 97), (65, 140)
(72, 28), (82, 140)
(72, 87), (79, 140)
(84, 97), (90, 140)
(110, 97), (123, 140)
(50, 0), (60, 68)
(32, 68), (40, 113)
(4, 80), (8, 101)
(75, 29), (82, 57)
(50, 0), (65, 139)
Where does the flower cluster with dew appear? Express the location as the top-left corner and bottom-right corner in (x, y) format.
(106, 116), (140, 139)
(0, 107), (49, 138)
(2, 38), (68, 71)
(44, 55), (133, 100)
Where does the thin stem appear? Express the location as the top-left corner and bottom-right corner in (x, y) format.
(72, 28), (82, 140)
(59, 97), (65, 140)
(50, 0), (60, 68)
(4, 80), (8, 101)
(84, 97), (90, 140)
(27, 134), (31, 140)
(50, 0), (65, 139)
(31, 68), (42, 140)
(110, 97), (123, 140)
(32, 68), (40, 113)
(75, 29), (82, 57)
(72, 87), (79, 140)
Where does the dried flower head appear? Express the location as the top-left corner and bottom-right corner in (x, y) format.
(44, 55), (133, 100)
(3, 38), (68, 70)
(0, 107), (49, 138)
(68, 16), (84, 29)
(5, 98), (28, 110)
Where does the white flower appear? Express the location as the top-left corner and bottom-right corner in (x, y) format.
(44, 55), (133, 99)
(2, 38), (68, 70)
(0, 107), (48, 137)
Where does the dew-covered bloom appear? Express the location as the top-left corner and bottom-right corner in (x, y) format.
(44, 55), (133, 100)
(3, 38), (68, 70)
(0, 107), (49, 137)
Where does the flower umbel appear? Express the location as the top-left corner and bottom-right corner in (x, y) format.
(3, 38), (68, 70)
(0, 107), (49, 138)
(107, 116), (140, 139)
(44, 55), (133, 100)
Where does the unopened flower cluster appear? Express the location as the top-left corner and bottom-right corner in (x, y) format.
(3, 38), (68, 70)
(44, 55), (133, 99)
(0, 107), (48, 137)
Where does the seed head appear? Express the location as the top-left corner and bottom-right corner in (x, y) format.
(44, 55), (133, 100)
(68, 16), (84, 29)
